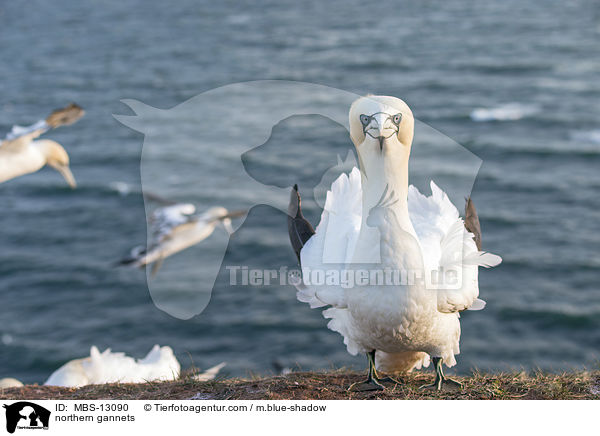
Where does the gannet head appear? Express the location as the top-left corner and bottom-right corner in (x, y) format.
(202, 206), (229, 220)
(37, 139), (77, 189)
(202, 206), (247, 235)
(349, 95), (414, 152)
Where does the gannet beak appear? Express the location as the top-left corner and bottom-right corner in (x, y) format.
(364, 113), (398, 151)
(53, 164), (77, 189)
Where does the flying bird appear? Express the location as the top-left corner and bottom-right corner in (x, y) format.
(118, 194), (247, 276)
(288, 95), (501, 391)
(0, 103), (84, 188)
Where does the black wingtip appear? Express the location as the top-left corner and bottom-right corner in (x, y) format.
(288, 184), (300, 218)
(287, 183), (315, 264)
(464, 197), (482, 251)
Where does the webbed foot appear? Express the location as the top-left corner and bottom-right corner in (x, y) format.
(418, 357), (462, 391)
(375, 376), (403, 386)
(348, 350), (397, 392)
(349, 378), (385, 392)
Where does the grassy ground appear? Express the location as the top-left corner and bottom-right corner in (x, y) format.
(1, 370), (598, 400)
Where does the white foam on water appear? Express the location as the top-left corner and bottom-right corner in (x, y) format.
(470, 103), (539, 122)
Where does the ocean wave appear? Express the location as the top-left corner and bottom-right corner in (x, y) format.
(469, 139), (600, 156)
(496, 257), (600, 273)
(570, 129), (600, 145)
(497, 307), (597, 329)
(470, 103), (539, 122)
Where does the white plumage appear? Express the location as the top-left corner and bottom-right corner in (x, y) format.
(0, 104), (83, 188)
(3, 346), (225, 388)
(0, 377), (24, 389)
(294, 95), (501, 387)
(300, 168), (500, 368)
(119, 201), (245, 274)
(44, 345), (181, 387)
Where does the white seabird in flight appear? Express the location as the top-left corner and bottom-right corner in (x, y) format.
(118, 194), (247, 276)
(288, 95), (501, 391)
(0, 103), (84, 188)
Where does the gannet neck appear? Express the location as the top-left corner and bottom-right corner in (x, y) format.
(378, 209), (424, 273)
(34, 139), (77, 188)
(358, 135), (414, 234)
(34, 139), (69, 164)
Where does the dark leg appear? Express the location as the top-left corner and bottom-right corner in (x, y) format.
(419, 357), (462, 391)
(348, 351), (385, 391)
(348, 351), (403, 391)
(368, 351), (405, 385)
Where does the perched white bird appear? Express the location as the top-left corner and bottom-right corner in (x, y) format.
(118, 195), (246, 276)
(0, 103), (84, 188)
(44, 345), (181, 387)
(288, 95), (501, 391)
(0, 377), (23, 389)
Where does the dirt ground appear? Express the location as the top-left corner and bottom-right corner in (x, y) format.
(2, 370), (598, 400)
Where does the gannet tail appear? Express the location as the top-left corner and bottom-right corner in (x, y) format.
(287, 184), (315, 264)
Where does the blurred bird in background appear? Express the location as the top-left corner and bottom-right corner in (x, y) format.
(0, 103), (84, 188)
(117, 192), (247, 276)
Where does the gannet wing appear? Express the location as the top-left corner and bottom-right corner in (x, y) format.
(149, 203), (197, 244)
(148, 208), (237, 258)
(1, 120), (48, 151)
(408, 181), (501, 313)
(408, 181), (458, 272)
(118, 205), (244, 270)
(295, 168), (362, 309)
(115, 215), (198, 270)
(287, 184), (315, 264)
(148, 204), (241, 251)
(45, 103), (85, 128)
(1, 103), (84, 152)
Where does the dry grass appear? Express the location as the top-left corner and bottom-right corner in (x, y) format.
(1, 370), (598, 400)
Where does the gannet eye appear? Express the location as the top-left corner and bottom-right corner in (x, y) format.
(392, 113), (402, 125)
(359, 114), (371, 126)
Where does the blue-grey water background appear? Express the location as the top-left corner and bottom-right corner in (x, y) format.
(1, 0), (599, 383)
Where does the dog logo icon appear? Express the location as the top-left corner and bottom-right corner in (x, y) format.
(3, 402), (50, 433)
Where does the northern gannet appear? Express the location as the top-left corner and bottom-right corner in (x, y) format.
(44, 345), (181, 387)
(118, 195), (247, 276)
(0, 103), (84, 188)
(0, 377), (23, 389)
(288, 95), (501, 391)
